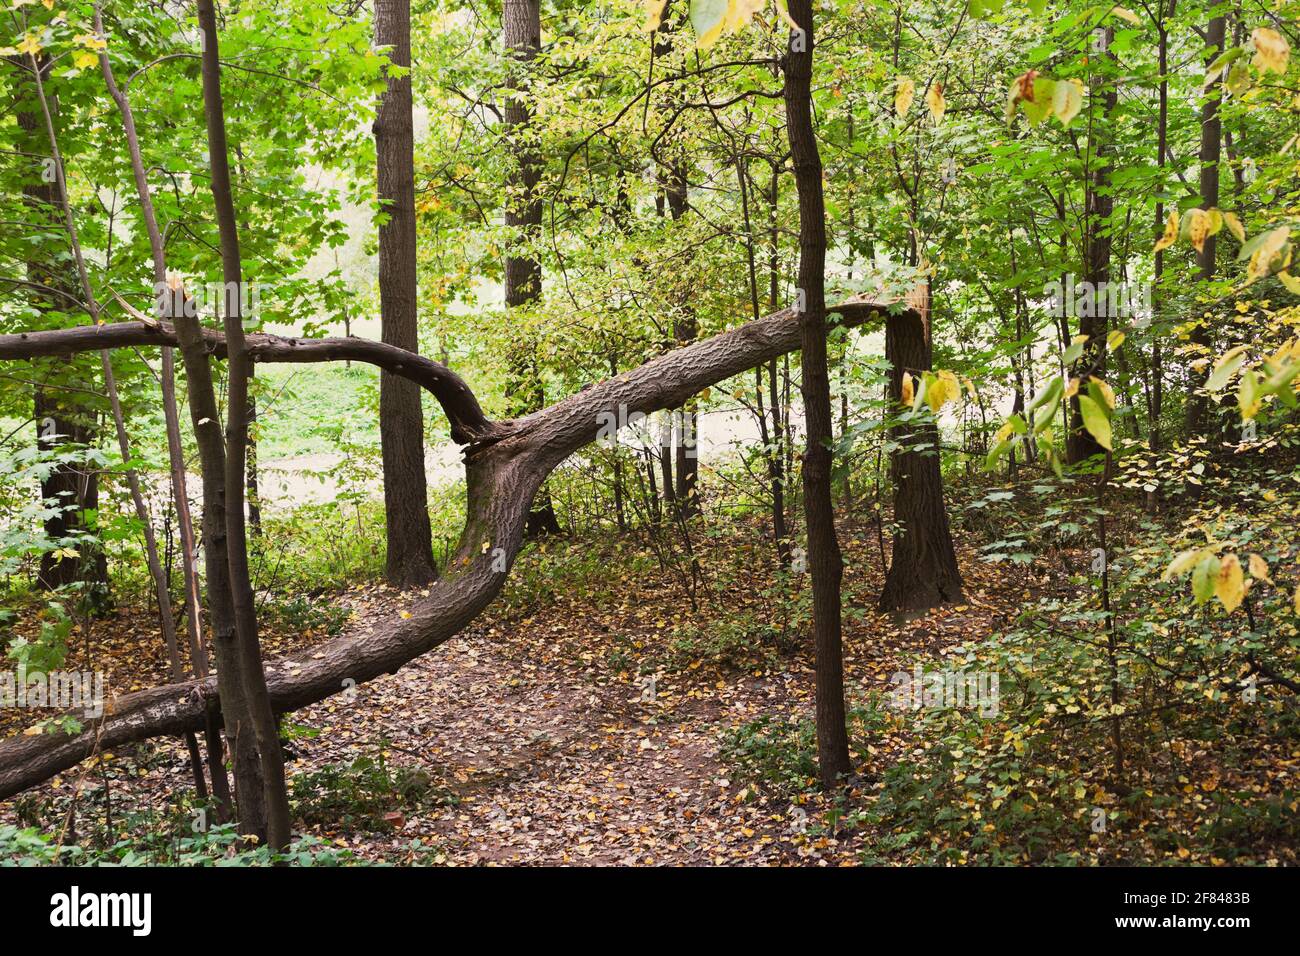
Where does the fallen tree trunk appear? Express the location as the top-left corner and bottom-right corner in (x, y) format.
(0, 294), (912, 800)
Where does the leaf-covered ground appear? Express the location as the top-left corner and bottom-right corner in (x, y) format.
(2, 513), (1295, 865)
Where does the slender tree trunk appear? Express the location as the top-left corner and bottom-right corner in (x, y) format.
(1067, 26), (1116, 464)
(665, 167), (700, 517)
(503, 0), (562, 537)
(1186, 14), (1224, 440)
(197, 0), (291, 849)
(783, 2), (851, 788)
(374, 0), (436, 585)
(767, 165), (789, 564)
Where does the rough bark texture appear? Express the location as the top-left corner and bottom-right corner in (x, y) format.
(375, 0), (436, 586)
(783, 0), (852, 788)
(0, 294), (911, 799)
(879, 302), (965, 612)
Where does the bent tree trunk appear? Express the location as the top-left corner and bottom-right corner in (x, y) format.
(0, 294), (912, 800)
(879, 304), (965, 612)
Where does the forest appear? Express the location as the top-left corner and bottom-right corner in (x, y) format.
(0, 0), (1296, 883)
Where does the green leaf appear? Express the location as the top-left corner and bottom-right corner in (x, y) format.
(1192, 555), (1221, 605)
(1077, 394), (1113, 451)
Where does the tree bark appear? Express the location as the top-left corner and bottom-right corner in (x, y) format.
(783, 1), (852, 788)
(374, 0), (436, 586)
(1066, 26), (1116, 465)
(878, 296), (965, 612)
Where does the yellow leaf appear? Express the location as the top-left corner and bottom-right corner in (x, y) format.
(900, 371), (914, 407)
(1215, 554), (1245, 614)
(17, 33), (42, 56)
(1247, 553), (1271, 583)
(1294, 583), (1300, 616)
(926, 81), (945, 123)
(1186, 208), (1210, 254)
(1252, 27), (1290, 74)
(1163, 548), (1203, 581)
(1279, 271), (1300, 295)
(1077, 394), (1112, 451)
(1247, 226), (1289, 283)
(1223, 210), (1245, 243)
(641, 0), (667, 31)
(1052, 78), (1083, 126)
(895, 77), (915, 116)
(1154, 210), (1178, 252)
(1238, 370), (1261, 420)
(72, 50), (98, 69)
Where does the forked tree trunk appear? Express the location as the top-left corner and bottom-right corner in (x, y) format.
(783, 0), (851, 788)
(96, 4), (231, 812)
(375, 0), (436, 586)
(197, 0), (291, 849)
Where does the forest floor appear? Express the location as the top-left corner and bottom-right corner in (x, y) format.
(0, 521), (1010, 866)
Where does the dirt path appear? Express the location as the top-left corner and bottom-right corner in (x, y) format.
(287, 617), (831, 865)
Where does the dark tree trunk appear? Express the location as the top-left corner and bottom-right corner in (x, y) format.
(878, 298), (965, 613)
(197, 0), (291, 849)
(16, 55), (107, 600)
(1067, 26), (1116, 465)
(783, 1), (852, 788)
(503, 0), (561, 536)
(374, 0), (436, 585)
(246, 382), (261, 537)
(767, 167), (789, 565)
(666, 165), (700, 517)
(1185, 14), (1224, 440)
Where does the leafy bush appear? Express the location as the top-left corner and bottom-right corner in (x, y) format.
(290, 746), (445, 831)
